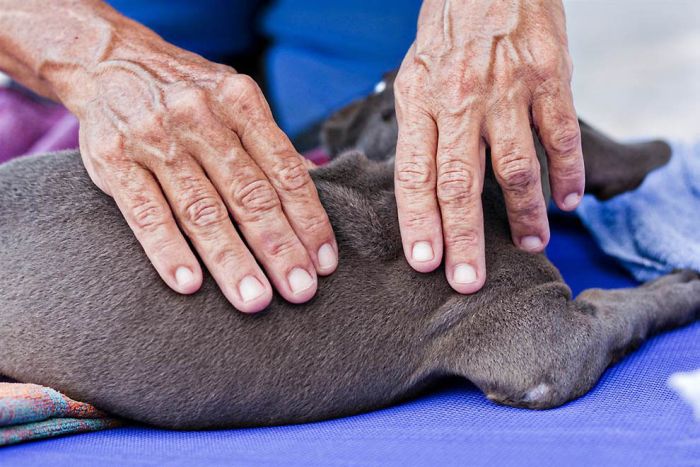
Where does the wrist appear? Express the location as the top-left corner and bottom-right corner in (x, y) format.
(40, 5), (168, 115)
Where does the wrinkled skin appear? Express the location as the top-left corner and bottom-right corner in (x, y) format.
(395, 0), (585, 294)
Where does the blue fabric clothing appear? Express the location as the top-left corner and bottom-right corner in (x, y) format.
(2, 214), (698, 466)
(261, 0), (422, 135)
(578, 141), (700, 281)
(106, 1), (263, 60)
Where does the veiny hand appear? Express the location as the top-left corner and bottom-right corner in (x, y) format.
(59, 27), (338, 313)
(394, 0), (584, 293)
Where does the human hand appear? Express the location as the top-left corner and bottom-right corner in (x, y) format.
(394, 0), (584, 293)
(54, 23), (338, 313)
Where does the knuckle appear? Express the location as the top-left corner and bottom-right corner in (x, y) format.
(223, 75), (269, 134)
(403, 212), (435, 232)
(272, 157), (313, 194)
(437, 159), (478, 205)
(510, 200), (544, 225)
(396, 157), (435, 192)
(496, 149), (538, 194)
(235, 74), (259, 93)
(546, 121), (581, 156)
(228, 74), (263, 107)
(552, 160), (584, 186)
(233, 179), (280, 218)
(150, 237), (183, 258)
(296, 212), (330, 237)
(500, 165), (537, 194)
(264, 234), (300, 259)
(182, 193), (227, 229)
(212, 247), (246, 270)
(537, 55), (567, 81)
(445, 229), (480, 250)
(130, 198), (170, 232)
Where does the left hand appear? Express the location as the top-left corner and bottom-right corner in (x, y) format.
(394, 0), (585, 293)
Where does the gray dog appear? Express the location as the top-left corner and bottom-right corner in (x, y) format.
(1, 74), (697, 429)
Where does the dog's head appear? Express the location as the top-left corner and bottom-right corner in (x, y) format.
(321, 71), (399, 161)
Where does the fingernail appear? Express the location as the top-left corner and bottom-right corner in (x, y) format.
(317, 243), (337, 271)
(239, 276), (266, 302)
(563, 192), (581, 210)
(412, 241), (434, 262)
(288, 267), (315, 295)
(454, 263), (477, 284)
(521, 236), (544, 252)
(175, 267), (196, 289)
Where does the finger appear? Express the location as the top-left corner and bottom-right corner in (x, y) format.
(181, 117), (320, 304)
(393, 96), (443, 273)
(215, 75), (338, 276)
(435, 114), (487, 294)
(152, 157), (274, 313)
(487, 104), (550, 253)
(531, 81), (585, 211)
(105, 162), (203, 295)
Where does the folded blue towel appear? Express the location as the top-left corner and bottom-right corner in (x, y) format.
(577, 141), (700, 281)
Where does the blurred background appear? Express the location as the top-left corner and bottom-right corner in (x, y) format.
(565, 0), (700, 141)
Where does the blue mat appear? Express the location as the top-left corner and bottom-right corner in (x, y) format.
(2, 212), (697, 466)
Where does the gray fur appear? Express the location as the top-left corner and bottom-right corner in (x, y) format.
(0, 79), (693, 430)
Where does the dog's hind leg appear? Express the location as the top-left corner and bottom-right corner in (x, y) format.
(558, 270), (700, 406)
(576, 269), (700, 365)
(454, 270), (700, 410)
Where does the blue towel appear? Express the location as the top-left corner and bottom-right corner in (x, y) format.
(577, 141), (700, 281)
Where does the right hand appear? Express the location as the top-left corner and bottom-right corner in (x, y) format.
(56, 28), (338, 313)
(394, 0), (584, 294)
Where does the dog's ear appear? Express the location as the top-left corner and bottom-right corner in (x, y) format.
(321, 71), (399, 162)
(580, 119), (671, 200)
